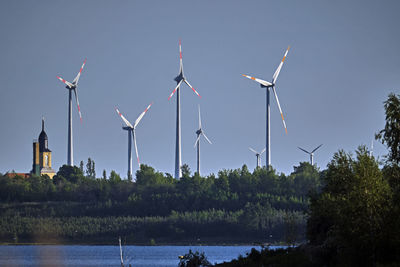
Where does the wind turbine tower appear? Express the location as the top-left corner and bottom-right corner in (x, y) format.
(194, 105), (212, 176)
(298, 144), (323, 165)
(249, 147), (266, 169)
(116, 103), (152, 179)
(370, 140), (374, 157)
(243, 47), (290, 169)
(168, 40), (201, 178)
(56, 59), (86, 166)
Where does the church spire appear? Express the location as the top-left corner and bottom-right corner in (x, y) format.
(42, 116), (44, 132)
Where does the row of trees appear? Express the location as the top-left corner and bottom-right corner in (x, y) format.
(0, 162), (320, 207)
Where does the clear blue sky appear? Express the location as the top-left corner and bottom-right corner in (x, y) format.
(0, 0), (399, 177)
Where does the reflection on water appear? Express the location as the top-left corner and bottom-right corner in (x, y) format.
(0, 245), (286, 267)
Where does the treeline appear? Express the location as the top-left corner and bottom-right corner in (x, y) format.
(0, 162), (319, 209)
(0, 162), (319, 244)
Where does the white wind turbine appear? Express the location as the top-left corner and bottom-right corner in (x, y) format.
(370, 140), (374, 157)
(194, 105), (212, 176)
(298, 144), (323, 165)
(56, 58), (86, 166)
(249, 147), (266, 169)
(243, 46), (290, 169)
(168, 40), (201, 179)
(116, 103), (152, 179)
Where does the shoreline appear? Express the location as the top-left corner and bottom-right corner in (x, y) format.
(0, 242), (291, 247)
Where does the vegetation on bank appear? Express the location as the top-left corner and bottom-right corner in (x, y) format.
(0, 158), (318, 244)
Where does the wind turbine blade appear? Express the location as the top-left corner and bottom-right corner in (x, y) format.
(260, 148), (266, 155)
(242, 74), (272, 87)
(311, 144), (323, 153)
(168, 79), (183, 100)
(198, 105), (202, 129)
(272, 46), (290, 84)
(133, 130), (140, 167)
(249, 147), (258, 154)
(56, 76), (74, 88)
(202, 132), (212, 144)
(194, 135), (201, 148)
(179, 39), (183, 72)
(73, 89), (82, 123)
(115, 108), (133, 128)
(72, 58), (87, 84)
(184, 79), (201, 98)
(272, 86), (287, 134)
(298, 147), (311, 154)
(134, 102), (152, 128)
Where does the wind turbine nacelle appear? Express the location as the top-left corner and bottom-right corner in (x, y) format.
(174, 73), (184, 83)
(122, 126), (132, 131)
(260, 83), (273, 88)
(196, 129), (202, 135)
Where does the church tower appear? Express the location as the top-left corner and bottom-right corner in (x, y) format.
(32, 118), (56, 178)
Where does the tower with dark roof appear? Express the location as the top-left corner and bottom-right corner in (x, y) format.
(32, 118), (55, 178)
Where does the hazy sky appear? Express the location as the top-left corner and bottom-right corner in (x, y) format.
(0, 0), (399, 178)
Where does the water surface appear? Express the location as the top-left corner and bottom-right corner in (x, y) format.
(0, 245), (286, 266)
(0, 245), (288, 267)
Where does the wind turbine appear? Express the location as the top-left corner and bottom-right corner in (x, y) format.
(249, 147), (266, 169)
(168, 40), (201, 179)
(370, 140), (374, 157)
(56, 58), (86, 166)
(194, 105), (212, 176)
(116, 103), (152, 179)
(243, 47), (290, 169)
(298, 144), (323, 165)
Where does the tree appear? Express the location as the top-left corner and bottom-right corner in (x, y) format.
(136, 164), (171, 186)
(178, 249), (211, 267)
(181, 164), (191, 178)
(54, 165), (84, 184)
(307, 147), (392, 266)
(85, 158), (96, 178)
(109, 170), (121, 184)
(102, 169), (107, 180)
(376, 93), (400, 164)
(291, 162), (321, 196)
(79, 161), (84, 174)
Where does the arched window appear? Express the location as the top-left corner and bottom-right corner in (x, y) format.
(44, 154), (48, 167)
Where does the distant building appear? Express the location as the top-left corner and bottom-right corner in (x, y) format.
(31, 118), (56, 178)
(5, 173), (30, 178)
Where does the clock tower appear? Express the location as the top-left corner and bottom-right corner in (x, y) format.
(32, 118), (56, 178)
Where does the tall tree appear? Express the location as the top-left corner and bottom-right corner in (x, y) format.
(85, 158), (96, 178)
(79, 161), (84, 174)
(307, 147), (392, 266)
(376, 93), (400, 164)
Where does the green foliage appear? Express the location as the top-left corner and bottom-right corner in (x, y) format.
(85, 158), (96, 178)
(54, 165), (84, 184)
(307, 147), (394, 265)
(181, 164), (191, 178)
(376, 93), (400, 164)
(178, 249), (211, 267)
(79, 161), (84, 174)
(109, 170), (121, 184)
(216, 247), (315, 267)
(0, 161), (317, 244)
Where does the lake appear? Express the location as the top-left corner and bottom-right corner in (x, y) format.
(0, 245), (286, 266)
